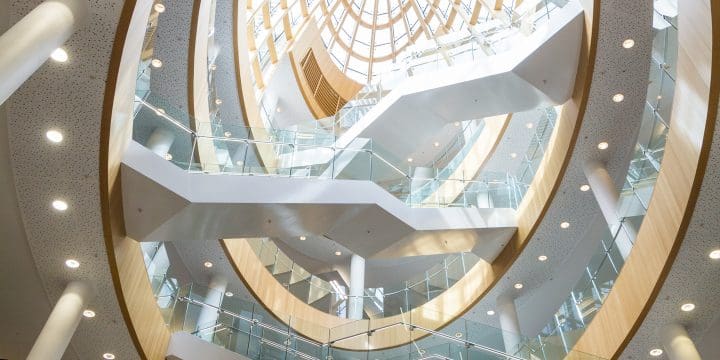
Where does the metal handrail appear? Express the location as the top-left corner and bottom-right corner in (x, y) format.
(176, 292), (525, 360)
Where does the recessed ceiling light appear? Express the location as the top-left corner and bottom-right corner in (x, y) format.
(224, 131), (232, 137)
(486, 310), (495, 315)
(514, 283), (523, 289)
(103, 353), (116, 360)
(580, 184), (590, 192)
(612, 93), (625, 103)
(203, 261), (213, 268)
(52, 199), (68, 211)
(538, 255), (548, 262)
(407, 158), (413, 162)
(433, 142), (440, 147)
(65, 259), (80, 269)
(150, 58), (162, 68)
(560, 222), (570, 229)
(649, 348), (663, 357)
(709, 249), (720, 259)
(510, 153), (517, 159)
(525, 122), (534, 129)
(50, 48), (68, 62)
(680, 303), (695, 312)
(335, 251), (342, 256)
(299, 236), (306, 241)
(215, 98), (222, 105)
(276, 107), (282, 113)
(225, 291), (233, 297)
(154, 3), (166, 13)
(597, 142), (609, 150)
(453, 121), (460, 127)
(622, 39), (635, 49)
(83, 310), (96, 318)
(163, 153), (173, 161)
(46, 130), (64, 143)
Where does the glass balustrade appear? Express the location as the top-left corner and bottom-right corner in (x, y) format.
(249, 237), (483, 319)
(132, 92), (536, 209)
(148, 274), (606, 360)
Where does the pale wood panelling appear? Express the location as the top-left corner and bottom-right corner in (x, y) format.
(568, 0), (718, 358)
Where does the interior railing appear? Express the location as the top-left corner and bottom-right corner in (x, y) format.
(248, 238), (483, 319)
(147, 276), (606, 360)
(132, 92), (533, 209)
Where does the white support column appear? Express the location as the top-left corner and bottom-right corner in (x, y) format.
(497, 295), (522, 356)
(583, 160), (637, 259)
(196, 274), (227, 340)
(146, 127), (176, 158)
(27, 281), (93, 360)
(0, 0), (89, 105)
(348, 254), (365, 320)
(662, 323), (702, 360)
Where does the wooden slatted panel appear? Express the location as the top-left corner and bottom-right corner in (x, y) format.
(301, 49), (348, 117)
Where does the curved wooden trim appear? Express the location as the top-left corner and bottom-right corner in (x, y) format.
(233, 0), (278, 168)
(568, 1), (719, 358)
(99, 1), (171, 359)
(189, 0), (220, 170)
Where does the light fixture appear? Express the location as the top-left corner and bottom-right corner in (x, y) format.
(276, 107), (282, 113)
(514, 283), (523, 289)
(46, 130), (64, 143)
(225, 291), (233, 297)
(150, 58), (162, 68)
(580, 184), (590, 192)
(622, 39), (635, 49)
(486, 310), (495, 316)
(163, 153), (173, 161)
(454, 121), (460, 127)
(709, 249), (720, 259)
(649, 348), (663, 357)
(52, 199), (68, 211)
(299, 236), (306, 241)
(155, 108), (165, 116)
(335, 251), (342, 256)
(407, 158), (413, 162)
(434, 142), (440, 147)
(224, 131), (232, 137)
(680, 303), (695, 312)
(83, 310), (96, 318)
(526, 122), (534, 129)
(203, 261), (213, 268)
(597, 142), (609, 150)
(538, 255), (548, 262)
(215, 98), (223, 105)
(612, 93), (625, 103)
(560, 222), (570, 229)
(103, 353), (116, 360)
(209, 63), (217, 71)
(154, 3), (166, 13)
(50, 48), (68, 62)
(236, 160), (244, 167)
(510, 153), (518, 159)
(65, 259), (80, 269)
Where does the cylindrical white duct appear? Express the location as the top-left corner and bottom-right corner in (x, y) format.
(0, 0), (89, 105)
(27, 281), (93, 360)
(347, 254), (365, 320)
(662, 323), (702, 360)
